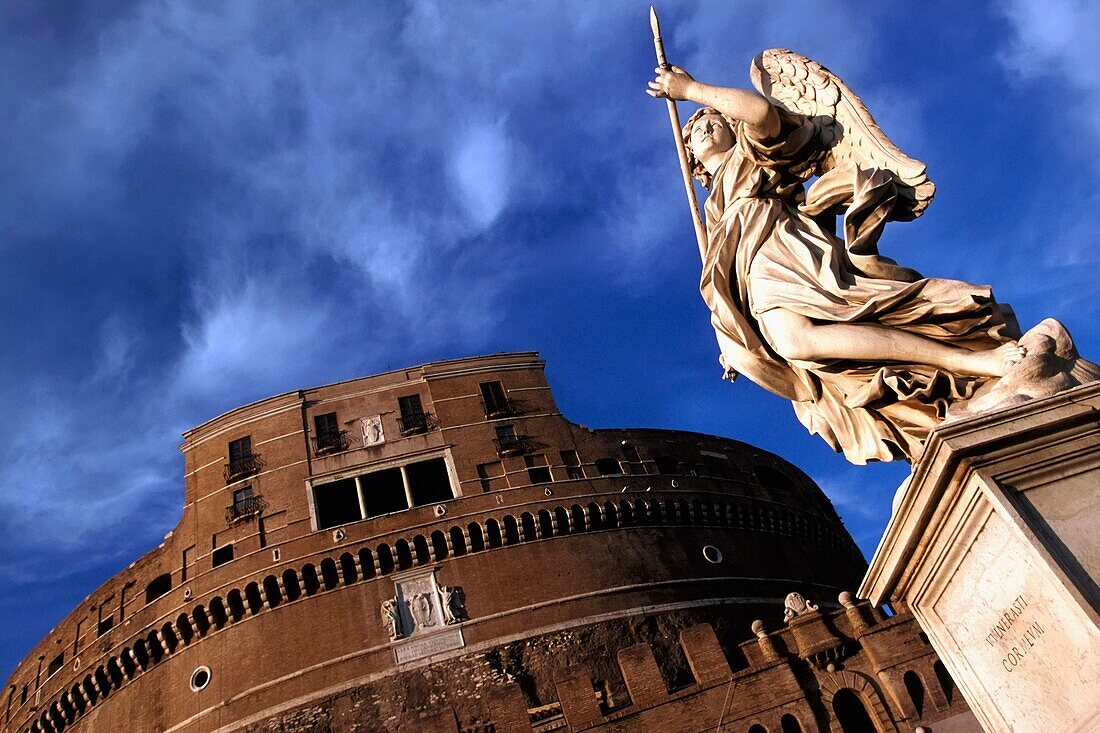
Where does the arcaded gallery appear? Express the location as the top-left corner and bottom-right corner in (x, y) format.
(2, 353), (977, 732)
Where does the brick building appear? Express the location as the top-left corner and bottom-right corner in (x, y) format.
(2, 353), (978, 732)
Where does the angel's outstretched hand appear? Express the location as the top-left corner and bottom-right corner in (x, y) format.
(647, 65), (694, 101)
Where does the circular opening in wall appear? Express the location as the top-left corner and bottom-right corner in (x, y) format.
(190, 666), (211, 692)
(702, 545), (723, 564)
(332, 528), (346, 542)
(544, 488), (553, 496)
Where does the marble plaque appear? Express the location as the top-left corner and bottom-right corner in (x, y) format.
(394, 628), (464, 664)
(361, 415), (385, 447)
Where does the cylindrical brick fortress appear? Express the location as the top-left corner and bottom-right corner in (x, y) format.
(2, 352), (868, 733)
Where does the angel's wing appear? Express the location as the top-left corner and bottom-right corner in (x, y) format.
(750, 49), (935, 221)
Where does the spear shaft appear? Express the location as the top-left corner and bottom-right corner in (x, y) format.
(650, 6), (707, 262)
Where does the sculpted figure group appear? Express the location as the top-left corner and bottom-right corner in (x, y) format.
(648, 49), (1097, 464)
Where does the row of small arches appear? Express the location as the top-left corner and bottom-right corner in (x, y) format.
(15, 496), (849, 733)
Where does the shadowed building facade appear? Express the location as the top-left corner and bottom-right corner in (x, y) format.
(2, 353), (976, 732)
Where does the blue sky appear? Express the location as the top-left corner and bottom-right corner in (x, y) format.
(2, 0), (1098, 678)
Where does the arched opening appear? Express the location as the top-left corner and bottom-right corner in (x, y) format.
(431, 530), (449, 560)
(780, 713), (803, 732)
(832, 688), (878, 733)
(301, 564), (321, 595)
(486, 519), (503, 548)
(132, 640), (150, 669)
(570, 504), (586, 532)
(262, 576), (282, 608)
(82, 676), (99, 705)
(160, 623), (178, 653)
(192, 605), (210, 635)
(934, 661), (955, 704)
(339, 552), (359, 583)
(245, 582), (264, 614)
(226, 589), (246, 620)
(146, 632), (165, 663)
(395, 540), (413, 570)
(904, 670), (926, 717)
(692, 499), (705, 524)
(503, 515), (520, 544)
(748, 725), (767, 733)
(207, 597), (228, 628)
(358, 549), (376, 578)
(450, 527), (467, 556)
(603, 501), (619, 527)
(537, 509), (554, 538)
(176, 614), (194, 644)
(467, 523), (485, 552)
(554, 506), (571, 534)
(618, 500), (634, 525)
(281, 570), (302, 602)
(120, 648), (137, 677)
(106, 659), (124, 688)
(520, 512), (537, 540)
(376, 545), (395, 575)
(659, 499), (676, 523)
(587, 502), (603, 529)
(95, 666), (112, 695)
(412, 535), (431, 565)
(320, 558), (341, 589)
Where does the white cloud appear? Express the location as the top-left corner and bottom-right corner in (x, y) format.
(448, 118), (517, 228)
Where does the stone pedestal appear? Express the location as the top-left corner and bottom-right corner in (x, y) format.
(861, 383), (1100, 733)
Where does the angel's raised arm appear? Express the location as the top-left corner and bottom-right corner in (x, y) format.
(648, 66), (780, 140)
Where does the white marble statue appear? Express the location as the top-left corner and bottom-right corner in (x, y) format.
(783, 592), (819, 623)
(440, 586), (468, 624)
(647, 47), (1099, 464)
(381, 597), (404, 641)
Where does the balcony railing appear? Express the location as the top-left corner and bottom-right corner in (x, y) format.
(225, 495), (267, 524)
(313, 430), (352, 455)
(224, 453), (264, 483)
(482, 397), (520, 419)
(493, 434), (534, 457)
(398, 412), (438, 435)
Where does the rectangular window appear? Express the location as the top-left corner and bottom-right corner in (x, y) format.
(398, 394), (423, 419)
(313, 477), (363, 529)
(560, 450), (584, 480)
(227, 435), (255, 478)
(46, 653), (64, 678)
(314, 412), (345, 453)
(398, 394), (434, 433)
(232, 486), (254, 509)
(211, 544), (234, 567)
(97, 598), (114, 637)
(477, 461), (506, 492)
(525, 454), (552, 484)
(406, 457), (453, 505)
(360, 468), (408, 517)
(20, 685), (27, 705)
(480, 380), (511, 417)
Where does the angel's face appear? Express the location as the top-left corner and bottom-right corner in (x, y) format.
(690, 113), (733, 160)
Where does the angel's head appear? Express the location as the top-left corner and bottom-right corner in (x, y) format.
(682, 107), (737, 189)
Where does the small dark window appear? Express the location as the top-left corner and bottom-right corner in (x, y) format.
(233, 485), (254, 508)
(496, 424), (516, 442)
(47, 653), (64, 677)
(703, 455), (730, 478)
(480, 380), (511, 416)
(654, 456), (678, 474)
(622, 445), (640, 462)
(525, 454), (552, 484)
(361, 468), (409, 516)
(97, 615), (114, 637)
(560, 450), (584, 479)
(145, 573), (172, 604)
(477, 461), (505, 491)
(314, 477), (364, 529)
(595, 458), (623, 476)
(226, 436), (260, 479)
(398, 394), (423, 419)
(212, 544), (234, 567)
(406, 458), (453, 505)
(314, 412), (346, 453)
(20, 684), (27, 704)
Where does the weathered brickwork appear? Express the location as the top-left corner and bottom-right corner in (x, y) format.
(2, 353), (969, 733)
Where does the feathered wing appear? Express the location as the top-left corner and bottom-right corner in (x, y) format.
(750, 48), (935, 221)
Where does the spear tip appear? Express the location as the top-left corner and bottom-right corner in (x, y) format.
(650, 6), (660, 37)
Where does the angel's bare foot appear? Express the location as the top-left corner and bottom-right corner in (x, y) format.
(957, 342), (1027, 377)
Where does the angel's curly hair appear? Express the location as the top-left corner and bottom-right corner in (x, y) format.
(681, 107), (739, 190)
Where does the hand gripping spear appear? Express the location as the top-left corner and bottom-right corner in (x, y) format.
(650, 6), (708, 262)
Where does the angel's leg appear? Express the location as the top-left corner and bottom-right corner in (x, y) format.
(758, 309), (1025, 378)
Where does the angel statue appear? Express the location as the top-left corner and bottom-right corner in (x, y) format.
(647, 46), (1098, 464)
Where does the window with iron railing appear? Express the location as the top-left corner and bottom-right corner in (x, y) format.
(480, 380), (517, 418)
(225, 436), (263, 482)
(225, 486), (267, 523)
(493, 424), (533, 456)
(313, 412), (351, 455)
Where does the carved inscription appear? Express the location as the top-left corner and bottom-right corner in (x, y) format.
(983, 594), (1046, 673)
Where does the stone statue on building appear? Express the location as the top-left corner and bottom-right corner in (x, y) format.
(409, 592), (437, 630)
(440, 586), (468, 624)
(647, 44), (1099, 465)
(381, 597), (405, 641)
